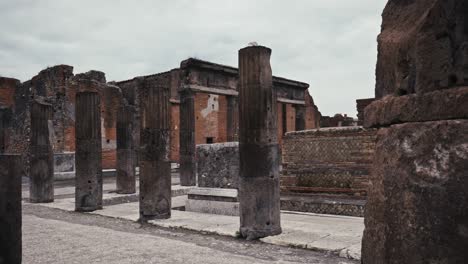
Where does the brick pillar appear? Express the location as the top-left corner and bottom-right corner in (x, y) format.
(294, 105), (306, 131)
(139, 81), (171, 220)
(179, 89), (196, 186)
(29, 99), (54, 203)
(0, 154), (21, 264)
(116, 102), (136, 194)
(227, 96), (239, 141)
(75, 91), (103, 212)
(238, 46), (282, 240)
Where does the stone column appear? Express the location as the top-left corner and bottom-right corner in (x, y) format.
(139, 79), (171, 220)
(29, 99), (54, 203)
(179, 88), (196, 186)
(75, 91), (103, 212)
(238, 46), (282, 240)
(0, 154), (21, 264)
(294, 105), (306, 131)
(362, 1), (468, 263)
(0, 107), (12, 153)
(116, 102), (136, 194)
(226, 96), (239, 141)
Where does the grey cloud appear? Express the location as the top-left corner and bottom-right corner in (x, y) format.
(0, 0), (387, 117)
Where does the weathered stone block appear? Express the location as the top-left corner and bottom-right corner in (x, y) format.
(185, 187), (239, 216)
(376, 0), (468, 97)
(364, 87), (468, 128)
(362, 120), (468, 264)
(53, 152), (75, 173)
(197, 142), (239, 189)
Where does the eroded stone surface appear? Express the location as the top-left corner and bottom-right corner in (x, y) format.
(29, 99), (54, 203)
(138, 75), (171, 220)
(376, 0), (468, 98)
(362, 120), (468, 264)
(364, 86), (468, 128)
(75, 91), (103, 212)
(197, 142), (239, 189)
(238, 46), (281, 240)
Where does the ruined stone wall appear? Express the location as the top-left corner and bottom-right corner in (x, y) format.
(4, 65), (122, 171)
(281, 127), (377, 196)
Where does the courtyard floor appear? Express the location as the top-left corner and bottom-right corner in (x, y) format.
(21, 176), (363, 263)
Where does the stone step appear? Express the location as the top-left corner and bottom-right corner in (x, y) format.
(280, 194), (366, 217)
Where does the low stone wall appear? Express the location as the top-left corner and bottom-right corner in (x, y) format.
(281, 126), (377, 197)
(196, 142), (239, 189)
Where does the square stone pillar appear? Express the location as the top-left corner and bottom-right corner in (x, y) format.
(227, 95), (239, 141)
(75, 91), (103, 212)
(362, 1), (468, 263)
(29, 99), (54, 203)
(238, 45), (282, 240)
(139, 78), (171, 220)
(0, 154), (21, 264)
(179, 88), (196, 186)
(116, 102), (136, 194)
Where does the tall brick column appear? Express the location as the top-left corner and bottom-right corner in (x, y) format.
(0, 154), (21, 264)
(227, 95), (239, 141)
(75, 91), (103, 212)
(362, 1), (468, 263)
(238, 46), (282, 240)
(179, 88), (196, 186)
(116, 102), (136, 194)
(29, 99), (54, 203)
(139, 78), (171, 220)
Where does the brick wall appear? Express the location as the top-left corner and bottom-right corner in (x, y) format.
(194, 93), (228, 145)
(281, 126), (377, 197)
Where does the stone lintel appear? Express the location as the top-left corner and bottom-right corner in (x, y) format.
(364, 87), (468, 128)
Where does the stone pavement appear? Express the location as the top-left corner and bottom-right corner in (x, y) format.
(24, 177), (364, 261)
(23, 204), (358, 264)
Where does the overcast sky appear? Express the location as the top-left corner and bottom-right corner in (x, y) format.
(0, 0), (387, 117)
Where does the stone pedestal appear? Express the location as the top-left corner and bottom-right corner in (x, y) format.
(179, 89), (196, 186)
(139, 77), (171, 220)
(116, 103), (136, 194)
(238, 46), (281, 239)
(0, 154), (21, 264)
(29, 99), (54, 203)
(75, 91), (103, 212)
(362, 120), (468, 263)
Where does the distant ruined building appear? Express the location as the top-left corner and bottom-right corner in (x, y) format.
(0, 58), (321, 171)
